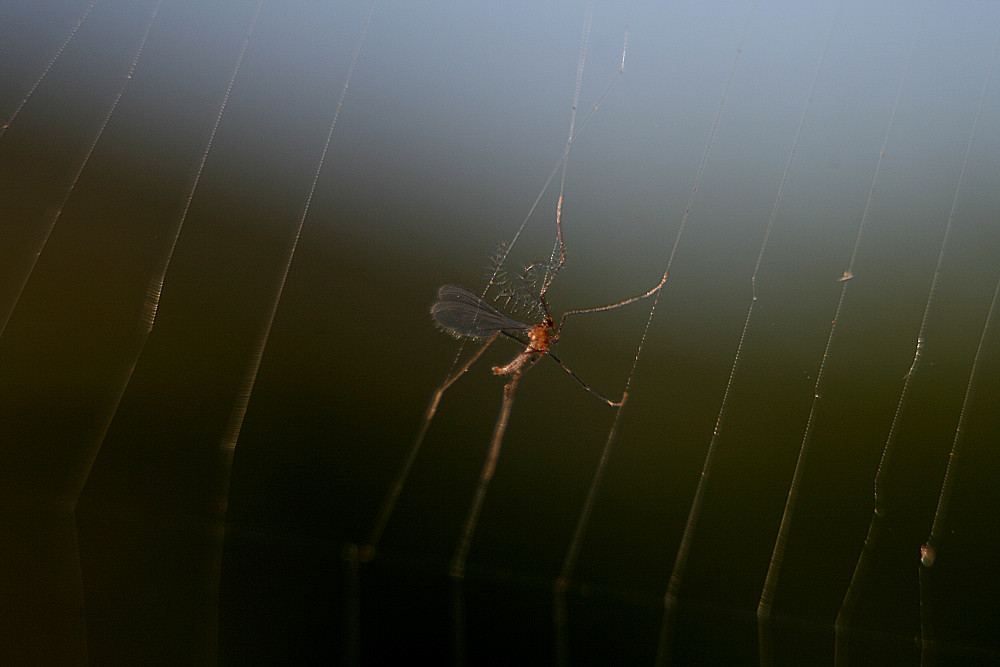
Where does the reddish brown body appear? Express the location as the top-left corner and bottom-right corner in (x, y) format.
(492, 318), (555, 376)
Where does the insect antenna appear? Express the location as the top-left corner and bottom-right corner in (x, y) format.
(515, 261), (553, 319)
(487, 241), (553, 319)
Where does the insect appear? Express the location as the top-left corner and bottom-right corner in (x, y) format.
(430, 276), (665, 406)
(431, 283), (557, 374)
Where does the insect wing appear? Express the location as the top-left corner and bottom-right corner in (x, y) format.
(431, 284), (530, 339)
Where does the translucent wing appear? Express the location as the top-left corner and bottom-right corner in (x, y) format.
(430, 284), (532, 340)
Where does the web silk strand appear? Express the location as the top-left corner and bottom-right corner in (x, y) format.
(630, 3), (761, 664)
(0, 0), (160, 340)
(754, 2), (923, 661)
(206, 0), (375, 658)
(919, 235), (1000, 663)
(0, 0), (98, 141)
(918, 32), (999, 667)
(216, 0), (374, 509)
(75, 0), (263, 501)
(832, 9), (996, 663)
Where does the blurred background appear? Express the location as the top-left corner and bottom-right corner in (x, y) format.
(1, 1), (998, 664)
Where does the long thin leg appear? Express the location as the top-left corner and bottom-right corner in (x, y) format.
(450, 356), (535, 578)
(362, 335), (497, 559)
(545, 350), (625, 407)
(449, 351), (541, 667)
(557, 270), (667, 332)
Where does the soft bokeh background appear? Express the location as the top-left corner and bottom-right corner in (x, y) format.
(1, 1), (998, 664)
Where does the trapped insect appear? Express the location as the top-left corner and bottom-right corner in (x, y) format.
(430, 278), (664, 406)
(431, 284), (556, 377)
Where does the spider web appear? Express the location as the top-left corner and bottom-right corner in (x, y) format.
(0, 1), (998, 665)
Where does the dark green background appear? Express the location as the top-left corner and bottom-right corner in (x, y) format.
(1, 1), (998, 664)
